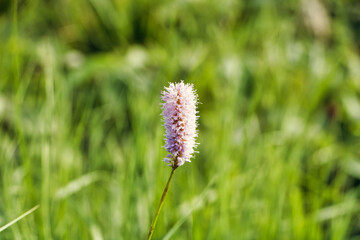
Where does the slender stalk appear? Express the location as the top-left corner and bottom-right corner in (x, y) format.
(0, 205), (39, 232)
(148, 167), (176, 240)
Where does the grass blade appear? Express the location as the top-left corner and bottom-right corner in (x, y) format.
(0, 205), (40, 233)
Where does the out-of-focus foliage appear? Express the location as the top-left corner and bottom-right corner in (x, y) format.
(0, 0), (360, 239)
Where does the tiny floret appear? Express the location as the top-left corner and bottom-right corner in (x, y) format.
(162, 81), (199, 168)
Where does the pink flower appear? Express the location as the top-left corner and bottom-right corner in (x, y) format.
(162, 81), (199, 168)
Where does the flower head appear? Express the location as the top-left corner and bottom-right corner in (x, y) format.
(162, 81), (199, 168)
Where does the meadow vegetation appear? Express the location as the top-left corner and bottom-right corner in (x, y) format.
(0, 0), (360, 239)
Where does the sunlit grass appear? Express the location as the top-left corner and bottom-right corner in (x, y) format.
(0, 0), (360, 239)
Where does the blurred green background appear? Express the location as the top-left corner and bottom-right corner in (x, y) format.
(1, 0), (360, 239)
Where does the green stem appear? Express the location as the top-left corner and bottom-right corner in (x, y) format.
(148, 167), (176, 240)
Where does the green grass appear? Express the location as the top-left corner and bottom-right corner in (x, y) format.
(1, 0), (360, 239)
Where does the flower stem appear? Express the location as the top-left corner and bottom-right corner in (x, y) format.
(148, 167), (176, 240)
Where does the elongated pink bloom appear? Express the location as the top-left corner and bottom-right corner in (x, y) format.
(162, 81), (199, 167)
